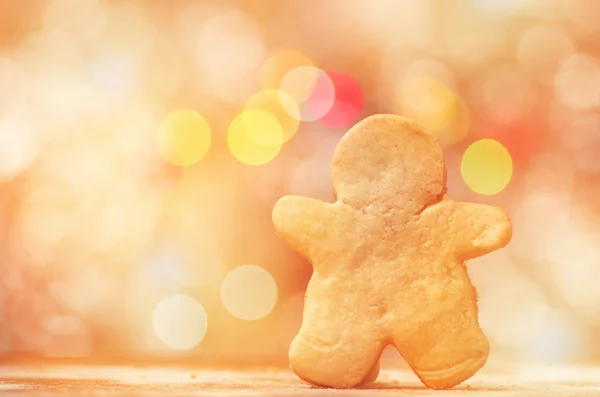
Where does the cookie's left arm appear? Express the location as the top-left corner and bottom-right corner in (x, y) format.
(448, 202), (512, 260)
(272, 195), (337, 263)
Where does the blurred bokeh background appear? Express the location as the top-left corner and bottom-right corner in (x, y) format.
(0, 0), (599, 368)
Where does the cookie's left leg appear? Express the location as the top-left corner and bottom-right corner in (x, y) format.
(289, 326), (384, 388)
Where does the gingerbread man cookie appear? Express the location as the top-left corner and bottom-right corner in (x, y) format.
(272, 114), (512, 390)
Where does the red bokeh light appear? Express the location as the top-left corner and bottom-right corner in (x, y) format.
(318, 72), (364, 128)
(304, 70), (335, 121)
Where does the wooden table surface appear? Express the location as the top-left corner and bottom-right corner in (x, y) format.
(0, 362), (599, 396)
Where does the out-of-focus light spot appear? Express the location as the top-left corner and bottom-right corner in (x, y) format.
(156, 109), (211, 167)
(260, 50), (313, 89)
(126, 271), (181, 349)
(517, 26), (574, 85)
(0, 114), (39, 181)
(461, 139), (512, 195)
(319, 72), (364, 128)
(477, 66), (535, 123)
(398, 77), (469, 146)
(279, 66), (335, 121)
(245, 90), (300, 143)
(242, 109), (284, 147)
(227, 111), (282, 165)
(192, 8), (266, 103)
(152, 294), (207, 350)
(555, 53), (600, 110)
(221, 265), (277, 321)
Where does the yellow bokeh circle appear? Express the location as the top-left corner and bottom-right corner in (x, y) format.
(156, 109), (211, 166)
(245, 90), (300, 143)
(242, 109), (284, 147)
(260, 49), (313, 89)
(152, 294), (207, 350)
(227, 110), (282, 165)
(221, 265), (278, 321)
(461, 139), (513, 195)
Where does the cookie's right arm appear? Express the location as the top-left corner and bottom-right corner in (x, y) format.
(420, 200), (511, 260)
(442, 201), (512, 260)
(272, 195), (336, 263)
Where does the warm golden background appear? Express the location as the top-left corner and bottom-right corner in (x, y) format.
(0, 0), (598, 367)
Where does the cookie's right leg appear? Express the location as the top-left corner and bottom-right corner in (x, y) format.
(390, 269), (489, 389)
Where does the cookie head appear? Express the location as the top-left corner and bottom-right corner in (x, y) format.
(331, 114), (446, 212)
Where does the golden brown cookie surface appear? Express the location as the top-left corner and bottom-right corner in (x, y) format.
(272, 114), (512, 390)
